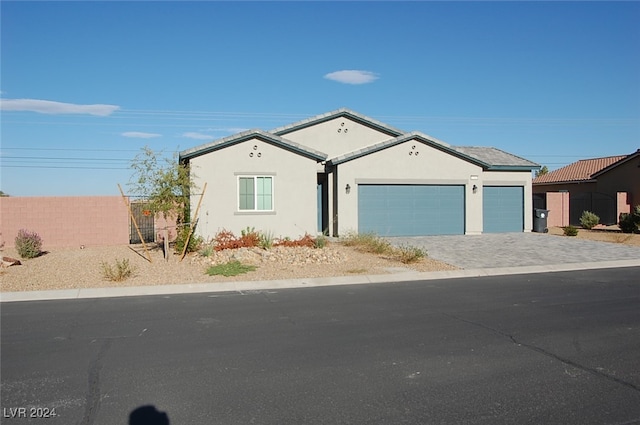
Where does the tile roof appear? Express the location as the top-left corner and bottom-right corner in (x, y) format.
(179, 129), (328, 161)
(329, 133), (539, 170)
(452, 146), (540, 169)
(533, 155), (626, 184)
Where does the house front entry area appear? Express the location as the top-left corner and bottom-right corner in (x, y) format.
(357, 184), (465, 236)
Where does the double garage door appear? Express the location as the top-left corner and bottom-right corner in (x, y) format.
(358, 184), (523, 236)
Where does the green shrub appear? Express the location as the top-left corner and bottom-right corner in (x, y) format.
(258, 230), (274, 249)
(174, 225), (203, 254)
(619, 205), (640, 234)
(314, 234), (327, 249)
(206, 260), (257, 277)
(15, 229), (43, 259)
(562, 225), (579, 236)
(579, 211), (599, 230)
(101, 258), (135, 282)
(199, 244), (214, 257)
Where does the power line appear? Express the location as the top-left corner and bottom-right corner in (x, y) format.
(0, 147), (141, 152)
(1, 156), (130, 162)
(1, 165), (129, 170)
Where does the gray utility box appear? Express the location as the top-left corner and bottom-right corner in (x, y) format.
(533, 208), (550, 233)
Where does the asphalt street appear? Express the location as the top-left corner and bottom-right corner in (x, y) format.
(1, 267), (639, 425)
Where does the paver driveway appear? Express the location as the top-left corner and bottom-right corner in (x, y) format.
(388, 233), (640, 269)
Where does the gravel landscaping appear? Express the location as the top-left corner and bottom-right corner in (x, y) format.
(0, 241), (457, 293)
(2, 227), (637, 293)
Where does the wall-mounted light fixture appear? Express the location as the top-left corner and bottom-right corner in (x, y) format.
(472, 184), (478, 194)
(345, 184), (351, 194)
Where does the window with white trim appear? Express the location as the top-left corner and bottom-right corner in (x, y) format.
(238, 176), (273, 211)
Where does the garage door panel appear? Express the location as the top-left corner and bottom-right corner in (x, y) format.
(483, 186), (524, 233)
(358, 185), (464, 236)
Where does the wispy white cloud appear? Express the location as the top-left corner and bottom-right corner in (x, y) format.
(121, 131), (161, 139)
(182, 132), (214, 140)
(0, 98), (120, 116)
(324, 70), (379, 85)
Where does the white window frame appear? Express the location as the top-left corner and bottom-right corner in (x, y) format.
(237, 175), (274, 212)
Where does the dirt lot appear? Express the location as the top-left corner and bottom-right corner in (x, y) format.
(2, 228), (638, 293)
(547, 226), (640, 246)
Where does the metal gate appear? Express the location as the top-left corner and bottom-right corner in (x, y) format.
(533, 193), (546, 210)
(570, 192), (616, 225)
(130, 202), (155, 244)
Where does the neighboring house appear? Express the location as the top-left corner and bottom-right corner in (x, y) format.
(179, 108), (539, 239)
(533, 149), (640, 225)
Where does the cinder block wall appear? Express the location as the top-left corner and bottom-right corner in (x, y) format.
(546, 192), (569, 227)
(617, 192), (632, 218)
(0, 196), (130, 249)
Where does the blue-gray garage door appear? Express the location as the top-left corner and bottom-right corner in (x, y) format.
(483, 186), (524, 233)
(358, 184), (465, 236)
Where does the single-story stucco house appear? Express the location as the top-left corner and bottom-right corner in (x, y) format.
(179, 108), (539, 239)
(533, 149), (640, 225)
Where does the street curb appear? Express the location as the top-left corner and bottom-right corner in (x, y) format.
(1, 259), (639, 303)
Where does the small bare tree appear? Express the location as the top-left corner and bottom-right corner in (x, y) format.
(128, 146), (197, 224)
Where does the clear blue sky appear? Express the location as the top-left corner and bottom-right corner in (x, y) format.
(1, 1), (639, 196)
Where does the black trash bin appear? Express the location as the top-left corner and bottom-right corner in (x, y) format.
(533, 208), (549, 233)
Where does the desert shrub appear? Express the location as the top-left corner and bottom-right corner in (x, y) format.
(174, 225), (203, 254)
(240, 227), (261, 248)
(213, 229), (240, 250)
(314, 234), (327, 249)
(15, 229), (43, 259)
(101, 258), (135, 282)
(618, 205), (640, 234)
(213, 229), (259, 251)
(579, 211), (599, 230)
(274, 233), (316, 248)
(206, 260), (256, 277)
(562, 225), (579, 236)
(395, 245), (427, 264)
(199, 244), (214, 257)
(342, 232), (392, 254)
(258, 230), (274, 249)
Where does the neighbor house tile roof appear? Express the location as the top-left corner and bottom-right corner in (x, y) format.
(533, 155), (626, 184)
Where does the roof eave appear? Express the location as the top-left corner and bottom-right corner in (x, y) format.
(328, 133), (493, 168)
(533, 178), (597, 185)
(486, 165), (540, 172)
(273, 108), (405, 138)
(179, 131), (327, 162)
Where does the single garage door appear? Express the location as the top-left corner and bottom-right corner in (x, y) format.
(358, 184), (465, 236)
(483, 186), (524, 233)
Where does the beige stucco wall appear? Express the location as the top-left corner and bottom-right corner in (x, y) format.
(279, 117), (396, 159)
(189, 138), (319, 240)
(334, 139), (485, 235)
